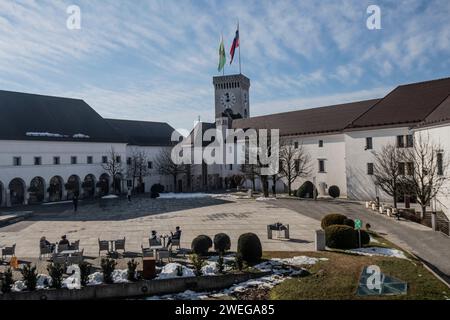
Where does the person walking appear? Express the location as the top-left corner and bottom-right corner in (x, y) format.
(73, 194), (78, 212)
(127, 188), (132, 202)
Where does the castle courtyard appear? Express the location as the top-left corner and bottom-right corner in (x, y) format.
(0, 195), (320, 259)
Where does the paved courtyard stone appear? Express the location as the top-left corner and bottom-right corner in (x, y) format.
(0, 196), (320, 258)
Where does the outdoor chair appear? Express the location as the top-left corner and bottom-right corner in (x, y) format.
(141, 246), (154, 258)
(157, 249), (171, 262)
(114, 238), (126, 253)
(149, 238), (162, 249)
(57, 244), (69, 252)
(170, 238), (181, 250)
(67, 249), (84, 265)
(70, 240), (80, 251)
(1, 244), (16, 260)
(39, 245), (53, 260)
(52, 253), (67, 265)
(98, 239), (110, 256)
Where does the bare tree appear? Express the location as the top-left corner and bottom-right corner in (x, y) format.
(101, 147), (123, 194)
(154, 148), (187, 192)
(403, 134), (449, 219)
(372, 144), (406, 209)
(279, 141), (312, 196)
(127, 148), (150, 193)
(240, 163), (258, 191)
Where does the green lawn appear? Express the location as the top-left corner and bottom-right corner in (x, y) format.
(265, 249), (449, 300)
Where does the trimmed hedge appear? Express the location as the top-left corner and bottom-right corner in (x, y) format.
(237, 233), (262, 264)
(328, 185), (340, 198)
(213, 233), (231, 253)
(191, 235), (213, 256)
(325, 225), (358, 249)
(321, 214), (348, 230)
(343, 218), (355, 228)
(358, 230), (371, 246)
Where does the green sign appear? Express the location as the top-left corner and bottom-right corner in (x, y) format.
(355, 219), (362, 230)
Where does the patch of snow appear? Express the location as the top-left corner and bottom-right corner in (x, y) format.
(36, 274), (52, 289)
(112, 269), (129, 283)
(157, 263), (195, 279)
(26, 132), (68, 138)
(101, 195), (119, 199)
(256, 197), (277, 201)
(12, 280), (26, 292)
(72, 133), (90, 139)
(63, 275), (81, 290)
(158, 193), (212, 199)
(87, 272), (103, 286)
(346, 247), (407, 259)
(201, 261), (218, 275)
(369, 236), (380, 244)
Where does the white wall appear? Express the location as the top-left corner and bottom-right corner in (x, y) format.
(413, 125), (450, 219)
(0, 140), (127, 206)
(344, 127), (410, 201)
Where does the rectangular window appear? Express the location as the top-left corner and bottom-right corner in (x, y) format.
(229, 164), (233, 170)
(406, 135), (414, 148)
(71, 156), (77, 165)
(53, 156), (60, 165)
(127, 157), (132, 165)
(87, 156), (93, 164)
(367, 163), (374, 175)
(102, 156), (108, 164)
(318, 160), (325, 173)
(398, 162), (406, 175)
(148, 161), (153, 169)
(116, 156), (121, 163)
(318, 140), (324, 148)
(437, 153), (444, 176)
(295, 159), (300, 173)
(397, 135), (405, 148)
(13, 157), (22, 166)
(34, 157), (42, 165)
(366, 137), (373, 150)
(294, 142), (299, 149)
(407, 162), (414, 176)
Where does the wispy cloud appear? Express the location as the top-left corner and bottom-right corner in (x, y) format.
(0, 0), (449, 130)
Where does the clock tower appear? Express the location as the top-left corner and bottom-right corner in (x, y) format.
(213, 74), (250, 121)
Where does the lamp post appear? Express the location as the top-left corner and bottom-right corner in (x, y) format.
(431, 197), (437, 232)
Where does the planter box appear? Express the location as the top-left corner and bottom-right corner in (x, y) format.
(0, 271), (271, 300)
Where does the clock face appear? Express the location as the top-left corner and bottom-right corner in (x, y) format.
(220, 92), (236, 108)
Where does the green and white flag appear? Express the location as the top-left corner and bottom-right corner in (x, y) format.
(218, 36), (226, 72)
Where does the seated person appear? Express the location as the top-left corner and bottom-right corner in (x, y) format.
(58, 235), (70, 246)
(40, 236), (55, 252)
(150, 230), (158, 240)
(168, 226), (181, 246)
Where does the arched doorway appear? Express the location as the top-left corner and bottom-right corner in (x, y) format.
(97, 173), (110, 196)
(66, 175), (81, 200)
(82, 174), (96, 199)
(113, 173), (122, 194)
(0, 181), (4, 207)
(298, 181), (315, 199)
(48, 176), (64, 202)
(9, 178), (25, 205)
(29, 177), (45, 204)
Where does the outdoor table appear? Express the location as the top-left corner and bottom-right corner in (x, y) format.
(59, 250), (79, 256)
(267, 223), (290, 239)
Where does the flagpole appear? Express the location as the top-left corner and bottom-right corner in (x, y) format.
(238, 20), (241, 74)
(222, 33), (225, 76)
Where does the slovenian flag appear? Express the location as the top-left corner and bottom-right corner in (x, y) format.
(230, 25), (239, 65)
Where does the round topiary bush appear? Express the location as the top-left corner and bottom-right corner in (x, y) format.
(325, 225), (358, 249)
(237, 233), (262, 264)
(328, 185), (340, 198)
(357, 230), (371, 246)
(191, 235), (213, 256)
(321, 213), (348, 230)
(214, 233), (231, 253)
(343, 218), (355, 228)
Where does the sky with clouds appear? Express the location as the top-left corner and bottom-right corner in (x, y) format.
(1, 0), (449, 131)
